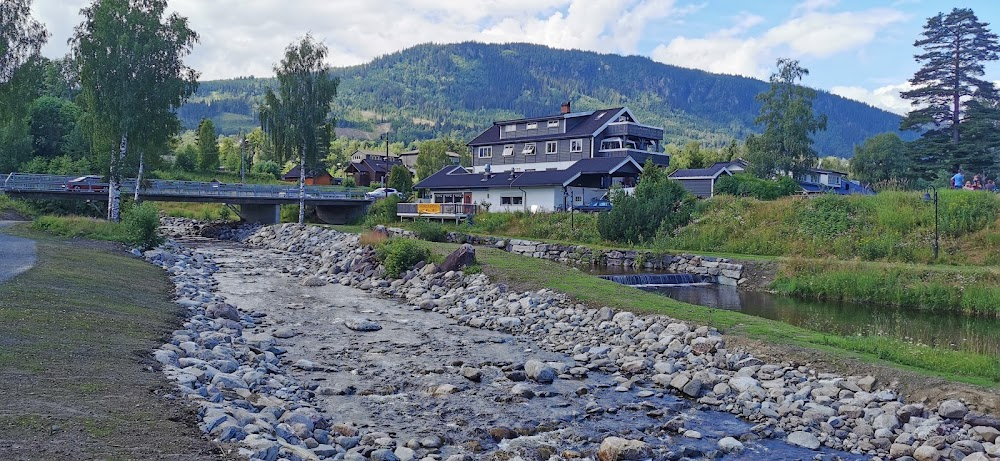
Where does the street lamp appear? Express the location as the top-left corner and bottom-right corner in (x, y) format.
(923, 188), (939, 260)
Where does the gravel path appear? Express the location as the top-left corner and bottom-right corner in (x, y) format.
(0, 221), (36, 284)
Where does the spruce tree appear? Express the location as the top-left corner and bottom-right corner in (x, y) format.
(901, 8), (1000, 176)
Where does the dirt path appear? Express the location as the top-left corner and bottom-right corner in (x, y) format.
(0, 221), (36, 284)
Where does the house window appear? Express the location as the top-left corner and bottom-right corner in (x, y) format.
(526, 122), (538, 130)
(522, 143), (536, 155)
(547, 120), (560, 128)
(501, 196), (524, 205)
(477, 146), (492, 158)
(502, 144), (514, 156)
(546, 141), (557, 154)
(570, 139), (584, 153)
(504, 125), (515, 133)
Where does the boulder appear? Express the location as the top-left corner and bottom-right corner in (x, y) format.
(439, 244), (475, 273)
(938, 399), (969, 419)
(787, 431), (820, 450)
(345, 318), (382, 332)
(913, 445), (940, 461)
(205, 303), (239, 321)
(524, 360), (557, 384)
(597, 437), (650, 461)
(718, 437), (744, 453)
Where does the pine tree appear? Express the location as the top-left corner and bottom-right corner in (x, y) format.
(901, 8), (1000, 176)
(196, 118), (219, 172)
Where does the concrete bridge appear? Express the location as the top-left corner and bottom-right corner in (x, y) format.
(2, 173), (371, 224)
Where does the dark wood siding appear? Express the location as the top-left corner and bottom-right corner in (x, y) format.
(672, 178), (715, 198)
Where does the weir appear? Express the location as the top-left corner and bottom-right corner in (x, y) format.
(599, 273), (701, 286)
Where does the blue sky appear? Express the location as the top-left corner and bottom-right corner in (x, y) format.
(32, 0), (1000, 114)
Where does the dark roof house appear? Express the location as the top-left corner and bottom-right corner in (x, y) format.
(668, 162), (735, 198)
(345, 158), (403, 187)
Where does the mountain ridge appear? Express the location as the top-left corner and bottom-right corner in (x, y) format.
(177, 42), (908, 157)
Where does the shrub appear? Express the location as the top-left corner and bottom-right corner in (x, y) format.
(251, 160), (282, 179)
(375, 238), (429, 277)
(715, 174), (800, 200)
(598, 167), (695, 244)
(411, 220), (447, 242)
(122, 201), (163, 249)
(359, 230), (388, 247)
(364, 195), (402, 227)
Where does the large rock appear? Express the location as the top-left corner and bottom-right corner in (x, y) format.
(717, 437), (744, 453)
(938, 399), (969, 419)
(345, 318), (382, 332)
(439, 244), (475, 273)
(787, 431), (820, 450)
(597, 437), (650, 461)
(913, 445), (940, 461)
(205, 303), (239, 321)
(524, 360), (557, 384)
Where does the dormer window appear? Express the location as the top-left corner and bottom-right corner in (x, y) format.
(502, 144), (514, 156)
(547, 120), (560, 128)
(522, 143), (536, 155)
(504, 125), (516, 133)
(526, 122), (538, 130)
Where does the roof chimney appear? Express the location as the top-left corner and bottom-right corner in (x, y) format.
(560, 101), (571, 114)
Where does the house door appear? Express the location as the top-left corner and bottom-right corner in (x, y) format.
(463, 193), (472, 204)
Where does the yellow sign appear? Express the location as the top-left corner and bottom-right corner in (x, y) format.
(417, 203), (441, 214)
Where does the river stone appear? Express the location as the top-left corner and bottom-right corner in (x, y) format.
(301, 275), (326, 286)
(913, 445), (940, 461)
(460, 366), (482, 382)
(596, 437), (650, 461)
(889, 443), (915, 458)
(393, 446), (416, 461)
(345, 318), (382, 332)
(728, 376), (759, 393)
(205, 303), (239, 321)
(429, 384), (459, 397)
(718, 437), (744, 453)
(962, 453), (991, 461)
(273, 328), (297, 339)
(524, 360), (557, 384)
(511, 383), (535, 398)
(938, 399), (969, 419)
(857, 375), (877, 392)
(973, 426), (1000, 443)
(787, 431), (820, 450)
(370, 448), (400, 461)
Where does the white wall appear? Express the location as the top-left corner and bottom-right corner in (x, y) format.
(471, 160), (577, 174)
(465, 186), (605, 213)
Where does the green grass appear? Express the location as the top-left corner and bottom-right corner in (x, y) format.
(0, 193), (37, 218)
(421, 241), (1000, 386)
(773, 258), (1000, 314)
(0, 225), (215, 458)
(30, 215), (131, 243)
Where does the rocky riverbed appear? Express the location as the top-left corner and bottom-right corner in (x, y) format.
(148, 219), (1000, 461)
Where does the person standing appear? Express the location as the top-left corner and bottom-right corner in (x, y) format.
(951, 169), (965, 189)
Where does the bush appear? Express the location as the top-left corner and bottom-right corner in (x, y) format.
(598, 166), (695, 244)
(411, 220), (447, 242)
(375, 238), (429, 277)
(364, 195), (402, 227)
(251, 160), (282, 179)
(715, 174), (800, 200)
(122, 201), (163, 249)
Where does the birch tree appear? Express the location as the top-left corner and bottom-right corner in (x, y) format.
(71, 0), (198, 221)
(259, 35), (338, 224)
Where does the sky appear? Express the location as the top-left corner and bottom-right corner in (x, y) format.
(31, 0), (1000, 115)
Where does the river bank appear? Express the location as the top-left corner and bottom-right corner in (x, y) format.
(151, 219), (1000, 460)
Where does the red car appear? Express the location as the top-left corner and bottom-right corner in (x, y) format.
(65, 175), (108, 192)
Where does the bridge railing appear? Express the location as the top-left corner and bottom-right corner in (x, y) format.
(1, 173), (370, 201)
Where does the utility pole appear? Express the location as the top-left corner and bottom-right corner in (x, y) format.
(239, 129), (246, 184)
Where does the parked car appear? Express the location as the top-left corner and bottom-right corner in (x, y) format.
(64, 175), (108, 192)
(573, 197), (612, 212)
(365, 187), (404, 199)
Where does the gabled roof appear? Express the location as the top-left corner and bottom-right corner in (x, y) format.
(468, 107), (629, 146)
(669, 163), (733, 180)
(353, 149), (398, 159)
(414, 156), (648, 191)
(398, 149), (462, 158)
(346, 158), (401, 175)
(282, 165), (331, 180)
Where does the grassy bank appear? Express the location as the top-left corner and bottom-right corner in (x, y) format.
(0, 226), (220, 459)
(416, 240), (1000, 386)
(667, 191), (1000, 265)
(773, 259), (1000, 315)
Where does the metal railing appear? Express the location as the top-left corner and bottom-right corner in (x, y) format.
(397, 202), (478, 216)
(1, 173), (369, 201)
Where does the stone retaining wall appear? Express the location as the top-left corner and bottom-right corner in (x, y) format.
(382, 227), (747, 286)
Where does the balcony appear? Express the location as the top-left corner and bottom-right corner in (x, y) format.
(397, 202), (478, 223)
(603, 122), (664, 140)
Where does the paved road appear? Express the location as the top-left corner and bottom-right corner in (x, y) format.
(0, 221), (36, 284)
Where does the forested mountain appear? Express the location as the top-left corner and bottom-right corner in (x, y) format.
(178, 42), (908, 157)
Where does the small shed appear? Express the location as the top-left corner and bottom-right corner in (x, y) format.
(668, 163), (734, 198)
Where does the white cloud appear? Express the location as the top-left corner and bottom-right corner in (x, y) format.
(792, 0), (839, 15)
(32, 0), (693, 80)
(651, 6), (906, 79)
(830, 81), (914, 115)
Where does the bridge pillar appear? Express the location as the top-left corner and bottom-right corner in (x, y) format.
(240, 204), (281, 224)
(315, 203), (368, 225)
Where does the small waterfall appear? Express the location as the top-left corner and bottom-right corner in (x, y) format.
(599, 273), (702, 286)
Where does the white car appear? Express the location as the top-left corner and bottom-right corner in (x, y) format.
(365, 187), (404, 199)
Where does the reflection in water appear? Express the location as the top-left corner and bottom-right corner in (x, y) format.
(648, 285), (1000, 356)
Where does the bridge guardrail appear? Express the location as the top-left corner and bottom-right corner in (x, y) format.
(0, 173), (371, 201)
